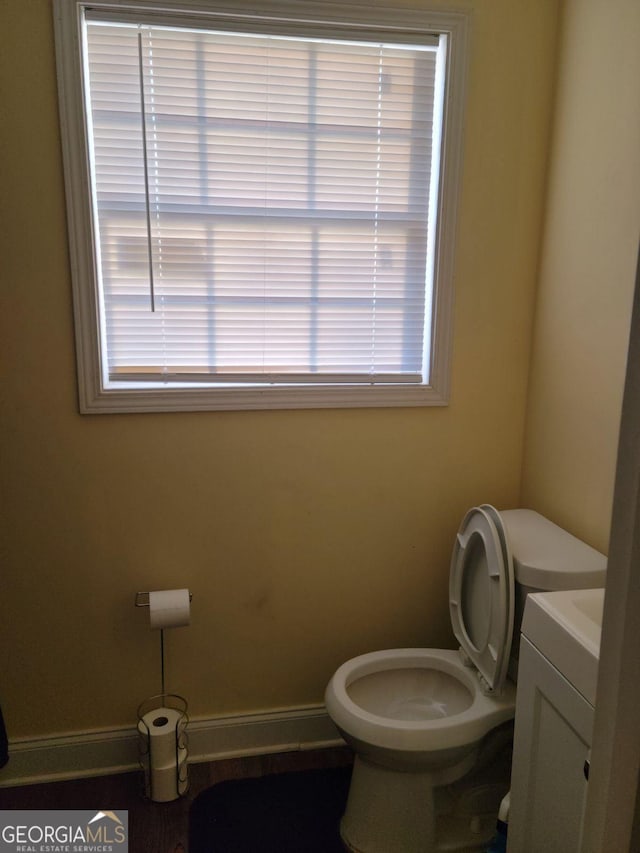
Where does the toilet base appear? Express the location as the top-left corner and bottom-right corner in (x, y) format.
(340, 755), (437, 853)
(340, 736), (512, 853)
(340, 751), (478, 853)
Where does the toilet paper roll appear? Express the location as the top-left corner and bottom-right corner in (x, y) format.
(140, 744), (187, 773)
(148, 760), (188, 802)
(149, 588), (191, 630)
(138, 707), (185, 768)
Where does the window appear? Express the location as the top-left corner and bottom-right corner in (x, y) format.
(54, 1), (468, 413)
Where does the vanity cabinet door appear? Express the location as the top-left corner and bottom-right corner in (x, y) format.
(508, 636), (594, 853)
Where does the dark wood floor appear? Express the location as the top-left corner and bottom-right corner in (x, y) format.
(0, 746), (353, 853)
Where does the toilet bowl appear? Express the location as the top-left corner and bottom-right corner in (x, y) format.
(325, 506), (607, 853)
(328, 648), (516, 773)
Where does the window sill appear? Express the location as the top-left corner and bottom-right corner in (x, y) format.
(78, 380), (450, 413)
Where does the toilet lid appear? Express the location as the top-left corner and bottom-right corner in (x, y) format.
(449, 506), (514, 695)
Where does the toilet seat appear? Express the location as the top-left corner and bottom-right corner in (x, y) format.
(449, 506), (514, 695)
(325, 647), (516, 755)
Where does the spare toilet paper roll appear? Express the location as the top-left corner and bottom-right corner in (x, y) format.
(140, 743), (188, 773)
(148, 761), (188, 802)
(148, 588), (191, 630)
(138, 707), (185, 768)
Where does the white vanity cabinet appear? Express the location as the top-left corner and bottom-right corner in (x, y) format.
(507, 635), (593, 852)
(507, 588), (603, 853)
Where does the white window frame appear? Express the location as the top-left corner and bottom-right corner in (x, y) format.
(53, 0), (469, 414)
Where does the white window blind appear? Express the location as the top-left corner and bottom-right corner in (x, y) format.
(83, 17), (443, 387)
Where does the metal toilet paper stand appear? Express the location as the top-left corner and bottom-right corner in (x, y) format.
(135, 591), (192, 802)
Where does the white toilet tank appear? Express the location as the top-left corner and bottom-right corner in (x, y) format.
(499, 509), (607, 677)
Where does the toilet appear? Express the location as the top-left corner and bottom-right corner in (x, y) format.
(325, 506), (607, 853)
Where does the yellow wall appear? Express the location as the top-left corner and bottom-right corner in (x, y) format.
(1, 0), (559, 738)
(521, 0), (640, 553)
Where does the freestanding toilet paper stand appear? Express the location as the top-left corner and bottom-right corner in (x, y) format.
(135, 591), (192, 802)
(137, 693), (189, 802)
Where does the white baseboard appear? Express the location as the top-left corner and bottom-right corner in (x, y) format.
(0, 705), (344, 788)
